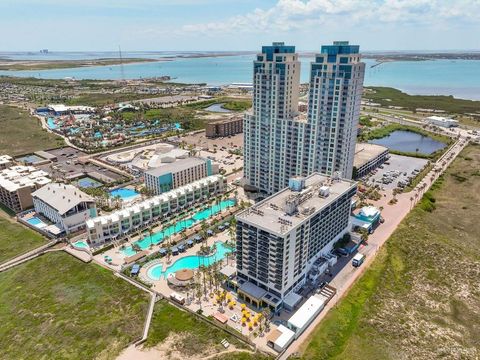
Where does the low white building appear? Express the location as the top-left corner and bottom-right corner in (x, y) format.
(86, 175), (226, 246)
(267, 324), (296, 352)
(0, 155), (13, 170)
(32, 183), (97, 234)
(426, 115), (459, 128)
(287, 295), (327, 338)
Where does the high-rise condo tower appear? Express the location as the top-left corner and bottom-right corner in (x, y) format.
(244, 41), (365, 194)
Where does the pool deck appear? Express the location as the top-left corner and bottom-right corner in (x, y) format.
(141, 230), (273, 346)
(94, 204), (238, 272)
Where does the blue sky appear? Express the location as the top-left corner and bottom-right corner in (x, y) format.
(1, 0), (479, 51)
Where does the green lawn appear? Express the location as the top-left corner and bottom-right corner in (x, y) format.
(0, 216), (47, 264)
(0, 252), (149, 360)
(0, 105), (64, 156)
(300, 144), (480, 359)
(364, 86), (480, 114)
(145, 300), (248, 357)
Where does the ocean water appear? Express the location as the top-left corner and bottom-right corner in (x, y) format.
(1, 53), (479, 99)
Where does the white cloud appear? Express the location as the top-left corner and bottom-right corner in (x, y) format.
(180, 0), (480, 35)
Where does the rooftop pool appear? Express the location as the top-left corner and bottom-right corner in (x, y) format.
(122, 199), (235, 256)
(109, 188), (140, 201)
(147, 241), (232, 280)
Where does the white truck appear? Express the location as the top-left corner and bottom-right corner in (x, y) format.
(352, 253), (366, 267)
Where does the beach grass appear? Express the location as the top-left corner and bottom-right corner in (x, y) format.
(300, 144), (480, 359)
(145, 300), (248, 356)
(0, 252), (149, 360)
(0, 216), (47, 264)
(0, 105), (64, 156)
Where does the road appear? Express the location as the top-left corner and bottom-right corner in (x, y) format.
(280, 137), (468, 359)
(362, 109), (476, 139)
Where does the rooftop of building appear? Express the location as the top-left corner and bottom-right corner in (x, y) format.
(145, 156), (208, 177)
(0, 165), (51, 192)
(426, 115), (458, 122)
(47, 104), (95, 113)
(206, 116), (243, 125)
(0, 154), (13, 165)
(353, 143), (389, 169)
(236, 173), (356, 235)
(320, 41), (360, 55)
(32, 182), (94, 215)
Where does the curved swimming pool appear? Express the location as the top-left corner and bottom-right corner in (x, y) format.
(122, 199), (235, 256)
(147, 241), (232, 280)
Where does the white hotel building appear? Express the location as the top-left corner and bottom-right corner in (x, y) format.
(32, 183), (97, 234)
(87, 175), (226, 246)
(235, 173), (356, 311)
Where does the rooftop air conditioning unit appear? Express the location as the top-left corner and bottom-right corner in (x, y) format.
(319, 186), (330, 198)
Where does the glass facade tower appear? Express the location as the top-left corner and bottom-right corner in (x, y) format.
(244, 41), (365, 194)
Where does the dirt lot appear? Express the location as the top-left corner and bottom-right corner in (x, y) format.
(182, 131), (244, 175)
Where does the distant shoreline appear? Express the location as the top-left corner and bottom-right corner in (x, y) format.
(0, 51), (255, 71)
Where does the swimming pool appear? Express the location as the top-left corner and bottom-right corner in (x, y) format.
(47, 117), (58, 130)
(122, 199), (235, 256)
(109, 188), (140, 201)
(73, 241), (90, 249)
(26, 217), (47, 228)
(76, 176), (103, 188)
(147, 241), (232, 280)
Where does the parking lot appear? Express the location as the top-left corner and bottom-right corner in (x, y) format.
(37, 147), (126, 184)
(365, 154), (428, 190)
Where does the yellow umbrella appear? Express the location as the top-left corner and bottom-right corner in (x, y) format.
(241, 303), (246, 310)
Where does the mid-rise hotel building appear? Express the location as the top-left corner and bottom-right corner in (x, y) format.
(0, 165), (51, 213)
(235, 173), (356, 310)
(87, 175), (226, 245)
(244, 42), (365, 195)
(144, 157), (217, 195)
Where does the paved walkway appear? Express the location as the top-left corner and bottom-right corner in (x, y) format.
(0, 239), (61, 271)
(280, 138), (467, 359)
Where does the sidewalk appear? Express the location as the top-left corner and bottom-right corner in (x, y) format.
(279, 138), (466, 359)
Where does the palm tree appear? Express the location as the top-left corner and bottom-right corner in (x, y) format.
(201, 220), (208, 247)
(148, 227), (154, 248)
